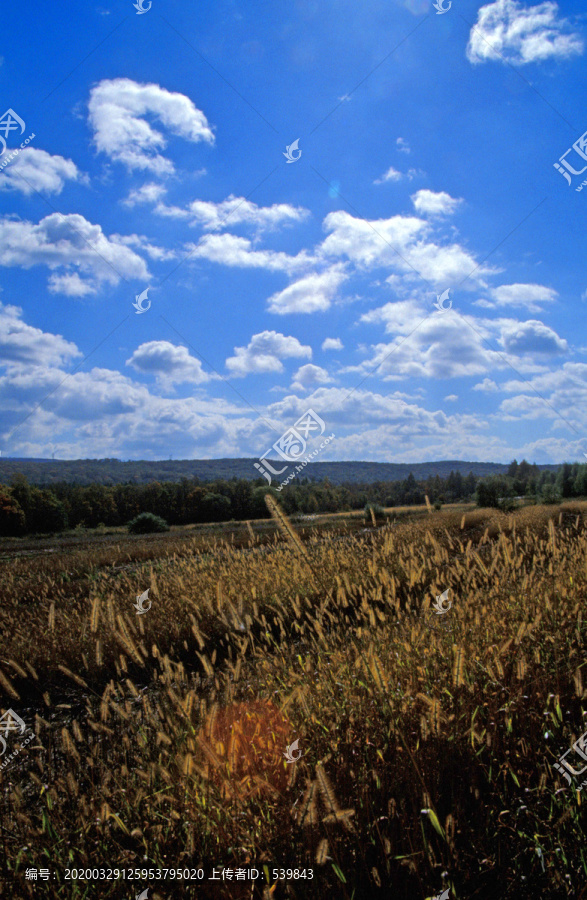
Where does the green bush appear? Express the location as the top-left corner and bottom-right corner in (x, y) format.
(127, 512), (170, 534)
(365, 502), (385, 523)
(540, 484), (562, 505)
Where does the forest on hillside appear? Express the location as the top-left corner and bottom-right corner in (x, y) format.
(0, 459), (583, 537)
(0, 456), (557, 487)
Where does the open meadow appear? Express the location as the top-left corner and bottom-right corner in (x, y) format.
(1, 500), (587, 899)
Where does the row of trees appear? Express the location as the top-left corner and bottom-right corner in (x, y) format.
(0, 459), (584, 536)
(476, 460), (587, 510)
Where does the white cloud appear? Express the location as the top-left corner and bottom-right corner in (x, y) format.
(172, 195), (309, 233)
(0, 148), (85, 196)
(0, 302), (80, 367)
(290, 364), (332, 392)
(361, 299), (425, 335)
(265, 387), (491, 457)
(126, 341), (214, 387)
(396, 137), (411, 154)
(498, 364), (587, 432)
(0, 356), (256, 460)
(467, 0), (583, 65)
(358, 302), (559, 380)
(321, 210), (494, 288)
(322, 337), (344, 351)
(444, 394), (458, 402)
(185, 232), (314, 275)
(374, 167), (402, 184)
(88, 78), (214, 174)
(500, 319), (568, 355)
(374, 166), (422, 184)
(267, 266), (347, 314)
(226, 330), (311, 377)
(123, 182), (168, 207)
(47, 273), (96, 297)
(482, 282), (558, 312)
(473, 377), (500, 392)
(411, 189), (464, 216)
(113, 233), (177, 262)
(0, 213), (149, 295)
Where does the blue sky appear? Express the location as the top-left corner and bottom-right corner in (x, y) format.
(1, 0), (586, 464)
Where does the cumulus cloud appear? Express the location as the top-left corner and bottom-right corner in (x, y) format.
(411, 189), (464, 216)
(500, 319), (568, 355)
(473, 377), (500, 391)
(0, 302), (80, 367)
(322, 337), (344, 351)
(360, 320), (503, 380)
(396, 137), (411, 154)
(498, 364), (587, 431)
(374, 166), (421, 184)
(320, 210), (494, 288)
(113, 233), (177, 262)
(267, 266), (347, 314)
(122, 182), (168, 207)
(0, 213), (149, 295)
(480, 282), (558, 312)
(358, 301), (559, 380)
(467, 0), (583, 65)
(265, 386), (492, 458)
(47, 273), (96, 297)
(88, 78), (214, 174)
(185, 232), (314, 275)
(0, 148), (85, 196)
(226, 331), (311, 377)
(290, 364), (332, 392)
(126, 341), (214, 387)
(0, 355), (256, 459)
(161, 195), (309, 233)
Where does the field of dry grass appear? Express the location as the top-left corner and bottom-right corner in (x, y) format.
(1, 500), (587, 898)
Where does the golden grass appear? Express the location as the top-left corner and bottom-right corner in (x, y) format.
(0, 500), (586, 897)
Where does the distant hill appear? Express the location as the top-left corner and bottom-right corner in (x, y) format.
(0, 457), (559, 487)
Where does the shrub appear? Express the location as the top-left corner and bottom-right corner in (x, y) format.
(475, 475), (515, 511)
(0, 488), (26, 536)
(127, 512), (170, 534)
(365, 502), (385, 525)
(540, 484), (562, 505)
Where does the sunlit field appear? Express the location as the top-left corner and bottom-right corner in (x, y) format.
(1, 500), (587, 898)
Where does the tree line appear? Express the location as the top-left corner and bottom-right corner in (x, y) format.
(0, 458), (584, 536)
